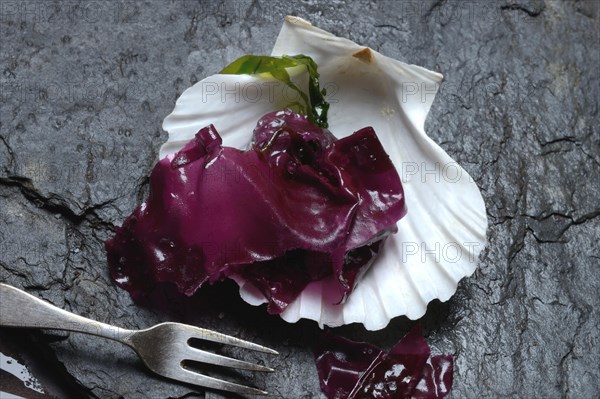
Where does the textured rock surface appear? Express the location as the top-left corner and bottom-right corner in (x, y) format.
(0, 0), (598, 398)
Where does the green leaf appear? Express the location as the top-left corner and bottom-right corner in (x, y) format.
(220, 54), (329, 128)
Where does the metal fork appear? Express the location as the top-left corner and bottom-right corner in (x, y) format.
(0, 283), (277, 395)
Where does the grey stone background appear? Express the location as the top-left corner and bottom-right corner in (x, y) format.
(0, 0), (598, 398)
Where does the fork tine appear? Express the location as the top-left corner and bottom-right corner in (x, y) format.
(174, 366), (269, 396)
(184, 347), (274, 372)
(183, 325), (279, 355)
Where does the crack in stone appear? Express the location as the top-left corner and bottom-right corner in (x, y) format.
(496, 154), (530, 305)
(578, 145), (600, 167)
(522, 209), (600, 242)
(0, 261), (29, 279)
(557, 294), (591, 398)
(539, 136), (578, 147)
(0, 176), (116, 231)
(0, 134), (17, 173)
(184, 8), (200, 43)
(525, 225), (567, 244)
(240, 0), (261, 39)
(422, 0), (447, 19)
(500, 2), (545, 17)
(374, 23), (402, 31)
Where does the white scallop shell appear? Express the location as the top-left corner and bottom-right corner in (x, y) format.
(162, 16), (488, 330)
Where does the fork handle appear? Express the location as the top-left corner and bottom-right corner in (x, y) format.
(0, 283), (134, 343)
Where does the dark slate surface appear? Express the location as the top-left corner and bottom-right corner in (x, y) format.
(1, 0), (599, 398)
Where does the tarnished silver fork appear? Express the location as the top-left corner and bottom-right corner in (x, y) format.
(0, 283), (277, 395)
